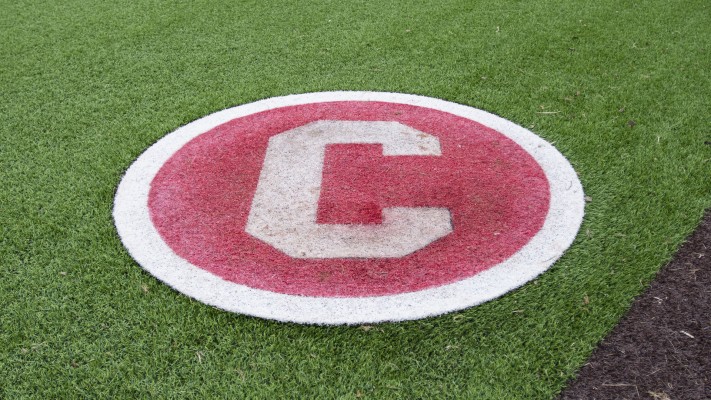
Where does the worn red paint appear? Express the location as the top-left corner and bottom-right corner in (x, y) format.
(147, 101), (550, 297)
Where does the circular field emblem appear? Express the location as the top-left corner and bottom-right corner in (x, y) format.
(114, 92), (584, 324)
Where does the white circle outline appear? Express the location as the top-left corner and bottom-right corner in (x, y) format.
(113, 91), (584, 325)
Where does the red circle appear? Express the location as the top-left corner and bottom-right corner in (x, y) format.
(148, 101), (549, 297)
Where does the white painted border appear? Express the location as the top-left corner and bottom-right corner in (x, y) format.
(113, 91), (584, 325)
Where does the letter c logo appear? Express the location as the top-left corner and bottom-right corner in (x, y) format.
(246, 120), (452, 258)
(114, 92), (584, 324)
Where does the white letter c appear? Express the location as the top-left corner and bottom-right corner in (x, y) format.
(245, 120), (452, 258)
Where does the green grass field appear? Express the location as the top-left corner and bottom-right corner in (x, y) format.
(2, 0), (709, 398)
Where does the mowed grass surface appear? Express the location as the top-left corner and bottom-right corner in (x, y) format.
(2, 0), (709, 398)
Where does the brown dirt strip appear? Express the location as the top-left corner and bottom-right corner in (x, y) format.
(559, 210), (710, 399)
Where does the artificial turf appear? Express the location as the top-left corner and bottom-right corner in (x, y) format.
(2, 0), (709, 398)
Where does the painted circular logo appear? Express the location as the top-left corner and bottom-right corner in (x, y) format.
(114, 92), (584, 324)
